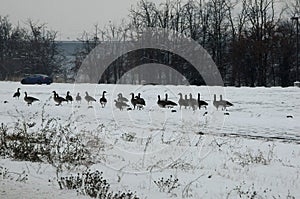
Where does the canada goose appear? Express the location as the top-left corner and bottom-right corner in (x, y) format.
(65, 91), (73, 103)
(178, 93), (188, 109)
(188, 93), (197, 111)
(220, 95), (233, 110)
(85, 92), (96, 104)
(76, 93), (81, 103)
(164, 94), (177, 108)
(198, 93), (208, 109)
(100, 91), (107, 108)
(114, 100), (129, 111)
(157, 95), (167, 108)
(13, 88), (21, 99)
(213, 94), (221, 110)
(130, 93), (138, 110)
(52, 91), (66, 106)
(184, 95), (189, 109)
(117, 93), (128, 102)
(24, 92), (39, 105)
(135, 93), (146, 110)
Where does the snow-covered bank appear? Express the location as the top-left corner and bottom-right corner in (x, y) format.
(0, 81), (299, 198)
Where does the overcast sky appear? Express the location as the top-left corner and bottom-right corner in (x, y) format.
(0, 0), (164, 40)
(1, 0), (291, 40)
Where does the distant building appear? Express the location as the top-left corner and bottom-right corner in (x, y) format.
(56, 41), (83, 81)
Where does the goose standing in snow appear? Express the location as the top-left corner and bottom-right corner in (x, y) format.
(99, 91), (107, 108)
(220, 95), (233, 110)
(130, 93), (138, 110)
(197, 93), (208, 110)
(65, 91), (73, 103)
(157, 95), (167, 108)
(52, 91), (66, 106)
(213, 94), (221, 110)
(13, 88), (21, 99)
(115, 93), (129, 110)
(178, 93), (188, 109)
(164, 94), (177, 108)
(84, 92), (96, 104)
(76, 93), (81, 103)
(184, 95), (189, 109)
(24, 92), (39, 106)
(135, 93), (146, 110)
(188, 93), (198, 111)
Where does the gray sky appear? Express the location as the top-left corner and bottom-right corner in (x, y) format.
(0, 0), (164, 40)
(1, 0), (290, 40)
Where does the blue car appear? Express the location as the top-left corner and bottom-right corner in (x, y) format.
(21, 74), (53, 85)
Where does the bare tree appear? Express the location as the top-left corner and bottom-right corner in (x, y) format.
(25, 20), (63, 76)
(0, 17), (61, 80)
(285, 0), (300, 16)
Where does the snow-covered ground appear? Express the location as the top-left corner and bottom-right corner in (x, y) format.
(0, 81), (299, 198)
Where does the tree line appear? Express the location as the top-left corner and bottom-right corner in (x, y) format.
(1, 0), (300, 86)
(0, 16), (63, 80)
(75, 0), (300, 86)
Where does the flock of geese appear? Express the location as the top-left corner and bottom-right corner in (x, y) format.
(12, 88), (234, 111)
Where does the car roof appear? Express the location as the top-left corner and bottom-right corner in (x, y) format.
(29, 74), (49, 77)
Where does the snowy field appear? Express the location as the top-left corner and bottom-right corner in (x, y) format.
(0, 81), (300, 198)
